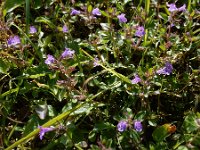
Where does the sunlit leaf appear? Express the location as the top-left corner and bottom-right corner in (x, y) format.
(182, 113), (199, 133)
(93, 122), (115, 131)
(35, 17), (56, 29)
(0, 58), (9, 74)
(3, 0), (24, 16)
(152, 124), (170, 142)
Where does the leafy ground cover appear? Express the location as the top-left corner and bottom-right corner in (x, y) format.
(0, 0), (200, 149)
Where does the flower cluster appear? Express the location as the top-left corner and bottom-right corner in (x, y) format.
(61, 48), (75, 59)
(167, 3), (186, 12)
(156, 62), (173, 75)
(45, 48), (75, 65)
(135, 26), (145, 37)
(117, 120), (143, 132)
(130, 62), (173, 88)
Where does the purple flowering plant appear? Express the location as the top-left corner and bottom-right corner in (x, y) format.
(167, 3), (186, 12)
(62, 25), (68, 33)
(93, 57), (100, 67)
(29, 26), (37, 34)
(131, 74), (141, 84)
(45, 54), (56, 65)
(61, 48), (75, 59)
(134, 120), (143, 132)
(92, 8), (101, 16)
(117, 121), (127, 132)
(117, 13), (127, 23)
(71, 8), (80, 15)
(135, 26), (145, 37)
(7, 35), (21, 46)
(3, 0), (200, 149)
(156, 62), (173, 75)
(38, 126), (55, 140)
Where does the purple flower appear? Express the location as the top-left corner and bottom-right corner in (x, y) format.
(92, 8), (101, 16)
(134, 120), (143, 132)
(7, 35), (21, 46)
(135, 26), (145, 37)
(61, 48), (75, 59)
(167, 3), (178, 12)
(170, 23), (175, 27)
(178, 4), (186, 12)
(117, 121), (127, 132)
(93, 57), (100, 67)
(117, 13), (127, 23)
(167, 3), (186, 12)
(30, 26), (37, 34)
(45, 54), (55, 65)
(71, 8), (80, 15)
(156, 62), (173, 75)
(131, 75), (141, 84)
(38, 126), (55, 140)
(62, 25), (68, 33)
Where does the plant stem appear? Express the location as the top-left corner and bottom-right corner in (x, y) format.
(25, 0), (30, 34)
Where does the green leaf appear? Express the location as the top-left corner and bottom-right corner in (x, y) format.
(89, 131), (96, 142)
(23, 115), (39, 136)
(148, 120), (157, 127)
(129, 130), (140, 144)
(3, 0), (24, 16)
(0, 58), (9, 74)
(192, 134), (200, 147)
(158, 12), (168, 22)
(32, 0), (43, 9)
(182, 113), (199, 133)
(43, 35), (53, 47)
(87, 5), (93, 13)
(93, 122), (115, 131)
(0, 88), (19, 99)
(45, 0), (57, 6)
(35, 17), (56, 29)
(152, 124), (169, 142)
(80, 48), (131, 84)
(134, 110), (147, 120)
(177, 146), (189, 150)
(159, 44), (166, 51)
(100, 23), (110, 31)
